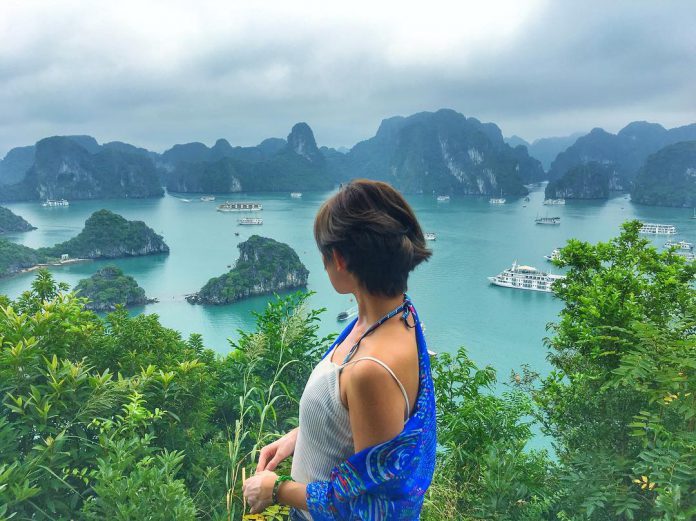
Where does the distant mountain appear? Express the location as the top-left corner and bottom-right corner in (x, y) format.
(527, 133), (585, 171)
(545, 162), (611, 200)
(165, 123), (333, 192)
(548, 122), (696, 189)
(631, 141), (696, 207)
(0, 136), (163, 201)
(340, 109), (544, 196)
(160, 136), (288, 167)
(505, 135), (530, 149)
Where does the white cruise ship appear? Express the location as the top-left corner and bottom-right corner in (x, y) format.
(640, 223), (676, 235)
(665, 240), (693, 251)
(217, 201), (263, 212)
(290, 192), (303, 198)
(200, 195), (216, 202)
(238, 217), (263, 225)
(543, 198), (566, 205)
(488, 262), (564, 293)
(436, 195), (450, 202)
(42, 199), (70, 207)
(424, 232), (437, 241)
(535, 216), (561, 225)
(544, 248), (561, 262)
(489, 197), (506, 205)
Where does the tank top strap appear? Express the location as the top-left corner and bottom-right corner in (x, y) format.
(341, 356), (410, 421)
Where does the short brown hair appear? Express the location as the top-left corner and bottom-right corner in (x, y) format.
(314, 179), (432, 296)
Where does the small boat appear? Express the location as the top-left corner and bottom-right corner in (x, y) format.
(665, 240), (693, 251)
(544, 248), (562, 262)
(42, 199), (69, 207)
(234, 232), (240, 236)
(489, 189), (506, 205)
(535, 216), (561, 225)
(180, 198), (191, 203)
(524, 196), (530, 202)
(543, 198), (566, 205)
(238, 217), (263, 225)
(337, 306), (358, 322)
(640, 223), (676, 235)
(200, 195), (216, 202)
(290, 192), (303, 198)
(217, 201), (263, 212)
(436, 195), (450, 202)
(424, 232), (437, 241)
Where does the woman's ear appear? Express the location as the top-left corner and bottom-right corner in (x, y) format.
(332, 249), (347, 271)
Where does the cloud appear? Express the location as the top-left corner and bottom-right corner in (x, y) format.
(1, 0), (695, 156)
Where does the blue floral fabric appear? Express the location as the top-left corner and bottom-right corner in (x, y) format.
(305, 301), (437, 520)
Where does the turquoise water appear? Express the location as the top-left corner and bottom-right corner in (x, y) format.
(2, 187), (695, 382)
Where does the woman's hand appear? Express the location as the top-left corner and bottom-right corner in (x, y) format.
(242, 470), (277, 514)
(256, 428), (299, 472)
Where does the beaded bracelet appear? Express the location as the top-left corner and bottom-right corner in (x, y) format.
(272, 475), (294, 504)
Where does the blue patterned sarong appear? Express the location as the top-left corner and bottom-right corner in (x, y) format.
(304, 300), (437, 520)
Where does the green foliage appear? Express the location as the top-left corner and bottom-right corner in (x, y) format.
(38, 209), (169, 259)
(74, 265), (151, 310)
(0, 206), (35, 234)
(0, 239), (47, 277)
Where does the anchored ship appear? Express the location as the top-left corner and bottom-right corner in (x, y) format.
(543, 198), (566, 205)
(42, 199), (69, 207)
(535, 216), (561, 225)
(639, 223), (676, 235)
(436, 195), (450, 202)
(665, 240), (693, 251)
(489, 189), (506, 205)
(217, 201), (263, 212)
(200, 195), (216, 202)
(290, 192), (303, 198)
(544, 248), (562, 262)
(424, 232), (437, 241)
(488, 262), (564, 293)
(337, 306), (358, 321)
(238, 217), (263, 225)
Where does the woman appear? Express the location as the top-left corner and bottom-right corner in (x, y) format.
(243, 179), (436, 520)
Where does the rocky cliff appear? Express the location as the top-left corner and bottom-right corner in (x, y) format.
(0, 136), (163, 202)
(341, 109), (543, 196)
(187, 235), (308, 305)
(75, 266), (155, 311)
(38, 209), (169, 259)
(0, 207), (36, 234)
(545, 162), (611, 199)
(631, 141), (696, 207)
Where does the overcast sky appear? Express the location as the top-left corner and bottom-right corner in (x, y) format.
(1, 0), (695, 156)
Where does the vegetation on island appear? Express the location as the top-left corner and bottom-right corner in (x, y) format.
(38, 209), (169, 259)
(0, 222), (695, 520)
(0, 239), (47, 277)
(0, 206), (36, 234)
(631, 140), (696, 207)
(188, 235), (309, 305)
(544, 161), (611, 199)
(74, 266), (155, 311)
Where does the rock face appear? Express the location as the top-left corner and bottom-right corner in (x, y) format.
(188, 235), (308, 305)
(631, 141), (696, 207)
(0, 239), (46, 278)
(339, 109), (543, 195)
(545, 162), (610, 199)
(38, 209), (169, 259)
(0, 206), (36, 233)
(0, 145), (36, 185)
(0, 137), (164, 202)
(548, 122), (696, 189)
(75, 266), (155, 311)
(164, 123), (332, 193)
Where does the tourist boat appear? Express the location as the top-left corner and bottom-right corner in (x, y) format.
(639, 223), (676, 235)
(436, 195), (450, 202)
(543, 198), (566, 205)
(676, 251), (695, 262)
(424, 232), (437, 241)
(238, 217), (263, 225)
(535, 216), (561, 225)
(488, 262), (564, 293)
(290, 192), (303, 198)
(42, 199), (69, 207)
(489, 189), (506, 205)
(665, 240), (693, 251)
(200, 195), (216, 202)
(337, 306), (358, 321)
(544, 248), (562, 262)
(217, 201), (263, 212)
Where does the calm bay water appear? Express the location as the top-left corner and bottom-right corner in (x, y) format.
(2, 186), (695, 382)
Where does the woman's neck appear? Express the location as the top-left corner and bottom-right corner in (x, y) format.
(353, 289), (404, 327)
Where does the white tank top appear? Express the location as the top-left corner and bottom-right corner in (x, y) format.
(291, 350), (410, 519)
